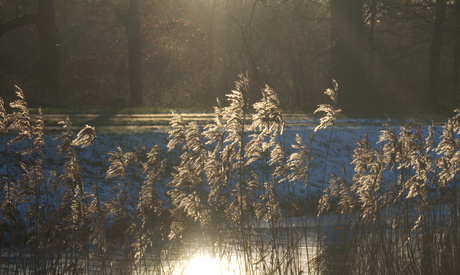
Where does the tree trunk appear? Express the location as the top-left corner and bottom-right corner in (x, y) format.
(289, 0), (309, 109)
(368, 0), (377, 99)
(453, 0), (460, 104)
(38, 0), (60, 106)
(427, 0), (447, 107)
(122, 0), (143, 107)
(454, 36), (460, 103)
(289, 53), (307, 109)
(329, 0), (367, 109)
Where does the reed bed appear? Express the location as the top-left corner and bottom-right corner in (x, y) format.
(1, 76), (459, 274)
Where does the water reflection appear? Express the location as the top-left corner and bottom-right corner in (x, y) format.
(170, 222), (327, 275)
(0, 215), (346, 275)
(182, 256), (221, 275)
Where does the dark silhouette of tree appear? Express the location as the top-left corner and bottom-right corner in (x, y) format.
(453, 0), (460, 103)
(100, 0), (143, 107)
(38, 0), (59, 106)
(427, 0), (447, 107)
(119, 0), (142, 107)
(329, 0), (368, 109)
(279, 0), (318, 109)
(0, 0), (59, 106)
(366, 0), (378, 97)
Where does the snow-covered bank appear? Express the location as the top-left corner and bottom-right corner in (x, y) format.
(0, 118), (445, 202)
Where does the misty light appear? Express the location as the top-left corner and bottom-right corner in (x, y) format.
(183, 256), (222, 275)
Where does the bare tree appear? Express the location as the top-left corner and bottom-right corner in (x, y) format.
(453, 0), (460, 103)
(119, 0), (142, 107)
(427, 0), (447, 107)
(329, 0), (368, 109)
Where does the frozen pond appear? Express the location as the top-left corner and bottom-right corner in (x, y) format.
(1, 117), (447, 200)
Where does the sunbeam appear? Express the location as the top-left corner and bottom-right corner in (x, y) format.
(183, 256), (222, 275)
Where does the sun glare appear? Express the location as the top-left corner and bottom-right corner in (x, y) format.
(183, 256), (222, 275)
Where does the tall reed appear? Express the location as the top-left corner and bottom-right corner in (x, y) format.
(1, 78), (460, 275)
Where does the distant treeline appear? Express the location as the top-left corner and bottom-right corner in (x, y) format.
(0, 0), (459, 111)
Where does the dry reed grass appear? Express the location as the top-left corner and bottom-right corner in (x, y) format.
(1, 78), (459, 274)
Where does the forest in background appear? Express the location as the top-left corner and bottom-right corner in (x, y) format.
(0, 0), (460, 112)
